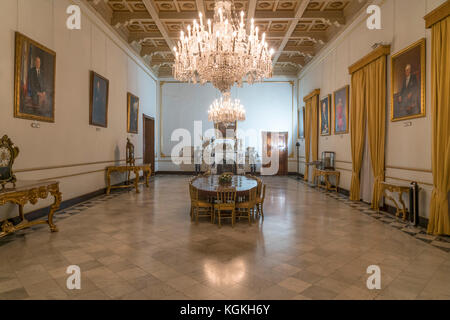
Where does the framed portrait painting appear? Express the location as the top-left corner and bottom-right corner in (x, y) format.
(127, 93), (139, 134)
(298, 106), (305, 139)
(333, 86), (349, 134)
(89, 71), (109, 128)
(14, 32), (56, 122)
(319, 95), (331, 136)
(391, 38), (426, 121)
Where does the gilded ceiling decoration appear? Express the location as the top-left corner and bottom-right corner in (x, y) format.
(88, 0), (368, 77)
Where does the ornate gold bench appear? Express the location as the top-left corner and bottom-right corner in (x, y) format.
(313, 168), (340, 192)
(377, 181), (411, 220)
(105, 164), (151, 195)
(0, 180), (62, 238)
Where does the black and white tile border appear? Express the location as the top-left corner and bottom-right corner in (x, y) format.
(0, 188), (129, 247)
(291, 176), (450, 253)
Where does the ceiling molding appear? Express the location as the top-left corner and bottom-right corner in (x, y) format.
(247, 0), (257, 29)
(80, 0), (157, 81)
(298, 0), (381, 80)
(87, 0), (370, 77)
(141, 0), (175, 50)
(272, 0), (311, 64)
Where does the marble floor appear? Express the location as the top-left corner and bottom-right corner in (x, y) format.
(0, 175), (449, 300)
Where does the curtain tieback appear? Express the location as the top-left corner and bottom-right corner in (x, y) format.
(431, 188), (448, 202)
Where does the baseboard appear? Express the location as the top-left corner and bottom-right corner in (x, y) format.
(381, 203), (429, 228)
(335, 187), (428, 228)
(338, 188), (350, 197)
(156, 171), (301, 177)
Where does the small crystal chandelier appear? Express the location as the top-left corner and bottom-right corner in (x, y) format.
(208, 92), (246, 126)
(173, 0), (274, 93)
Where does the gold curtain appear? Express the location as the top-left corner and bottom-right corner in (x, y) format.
(366, 57), (387, 209)
(427, 16), (450, 235)
(304, 99), (312, 181)
(350, 69), (366, 200)
(311, 95), (319, 162)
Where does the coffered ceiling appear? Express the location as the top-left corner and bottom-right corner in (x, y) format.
(87, 0), (368, 77)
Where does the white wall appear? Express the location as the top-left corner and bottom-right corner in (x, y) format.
(158, 78), (299, 172)
(0, 0), (158, 219)
(298, 0), (445, 218)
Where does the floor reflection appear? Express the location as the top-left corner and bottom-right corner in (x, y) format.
(203, 258), (246, 286)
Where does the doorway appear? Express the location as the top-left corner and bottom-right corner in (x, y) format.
(143, 114), (155, 175)
(261, 131), (288, 176)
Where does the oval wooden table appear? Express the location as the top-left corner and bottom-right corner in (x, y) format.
(191, 175), (258, 196)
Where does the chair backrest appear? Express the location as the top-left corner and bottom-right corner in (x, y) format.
(256, 179), (263, 197)
(217, 188), (236, 204)
(189, 184), (199, 202)
(249, 187), (257, 204)
(260, 184), (266, 202)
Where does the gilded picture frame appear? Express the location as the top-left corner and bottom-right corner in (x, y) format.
(89, 71), (109, 128)
(333, 85), (349, 134)
(14, 32), (56, 123)
(319, 95), (331, 136)
(390, 38), (426, 122)
(127, 92), (139, 134)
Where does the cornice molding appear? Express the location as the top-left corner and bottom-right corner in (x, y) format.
(77, 0), (157, 81)
(424, 0), (450, 28)
(303, 89), (320, 102)
(348, 45), (390, 74)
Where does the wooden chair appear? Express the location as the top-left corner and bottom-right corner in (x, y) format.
(236, 187), (257, 225)
(214, 188), (237, 227)
(189, 184), (213, 224)
(255, 184), (266, 220)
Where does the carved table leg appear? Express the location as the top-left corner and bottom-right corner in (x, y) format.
(48, 185), (62, 232)
(18, 204), (25, 221)
(145, 169), (150, 188)
(398, 190), (408, 220)
(134, 169), (140, 194)
(325, 174), (331, 191)
(106, 169), (112, 195)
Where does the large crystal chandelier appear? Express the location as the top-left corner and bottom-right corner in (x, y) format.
(173, 0), (274, 93)
(208, 92), (246, 126)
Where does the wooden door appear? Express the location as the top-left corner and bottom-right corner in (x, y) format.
(277, 132), (288, 176)
(143, 115), (155, 175)
(261, 131), (288, 176)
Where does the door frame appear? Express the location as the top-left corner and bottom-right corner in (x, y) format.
(261, 131), (288, 176)
(143, 114), (155, 175)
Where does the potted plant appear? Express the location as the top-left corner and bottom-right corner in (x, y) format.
(219, 173), (233, 185)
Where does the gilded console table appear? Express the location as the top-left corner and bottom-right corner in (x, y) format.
(313, 168), (340, 192)
(106, 164), (151, 195)
(0, 180), (62, 238)
(377, 181), (410, 220)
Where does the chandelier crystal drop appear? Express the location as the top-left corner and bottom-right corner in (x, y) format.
(173, 0), (274, 93)
(208, 92), (246, 126)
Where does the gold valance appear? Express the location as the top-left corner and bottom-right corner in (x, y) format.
(425, 0), (450, 28)
(348, 45), (391, 75)
(303, 89), (320, 102)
